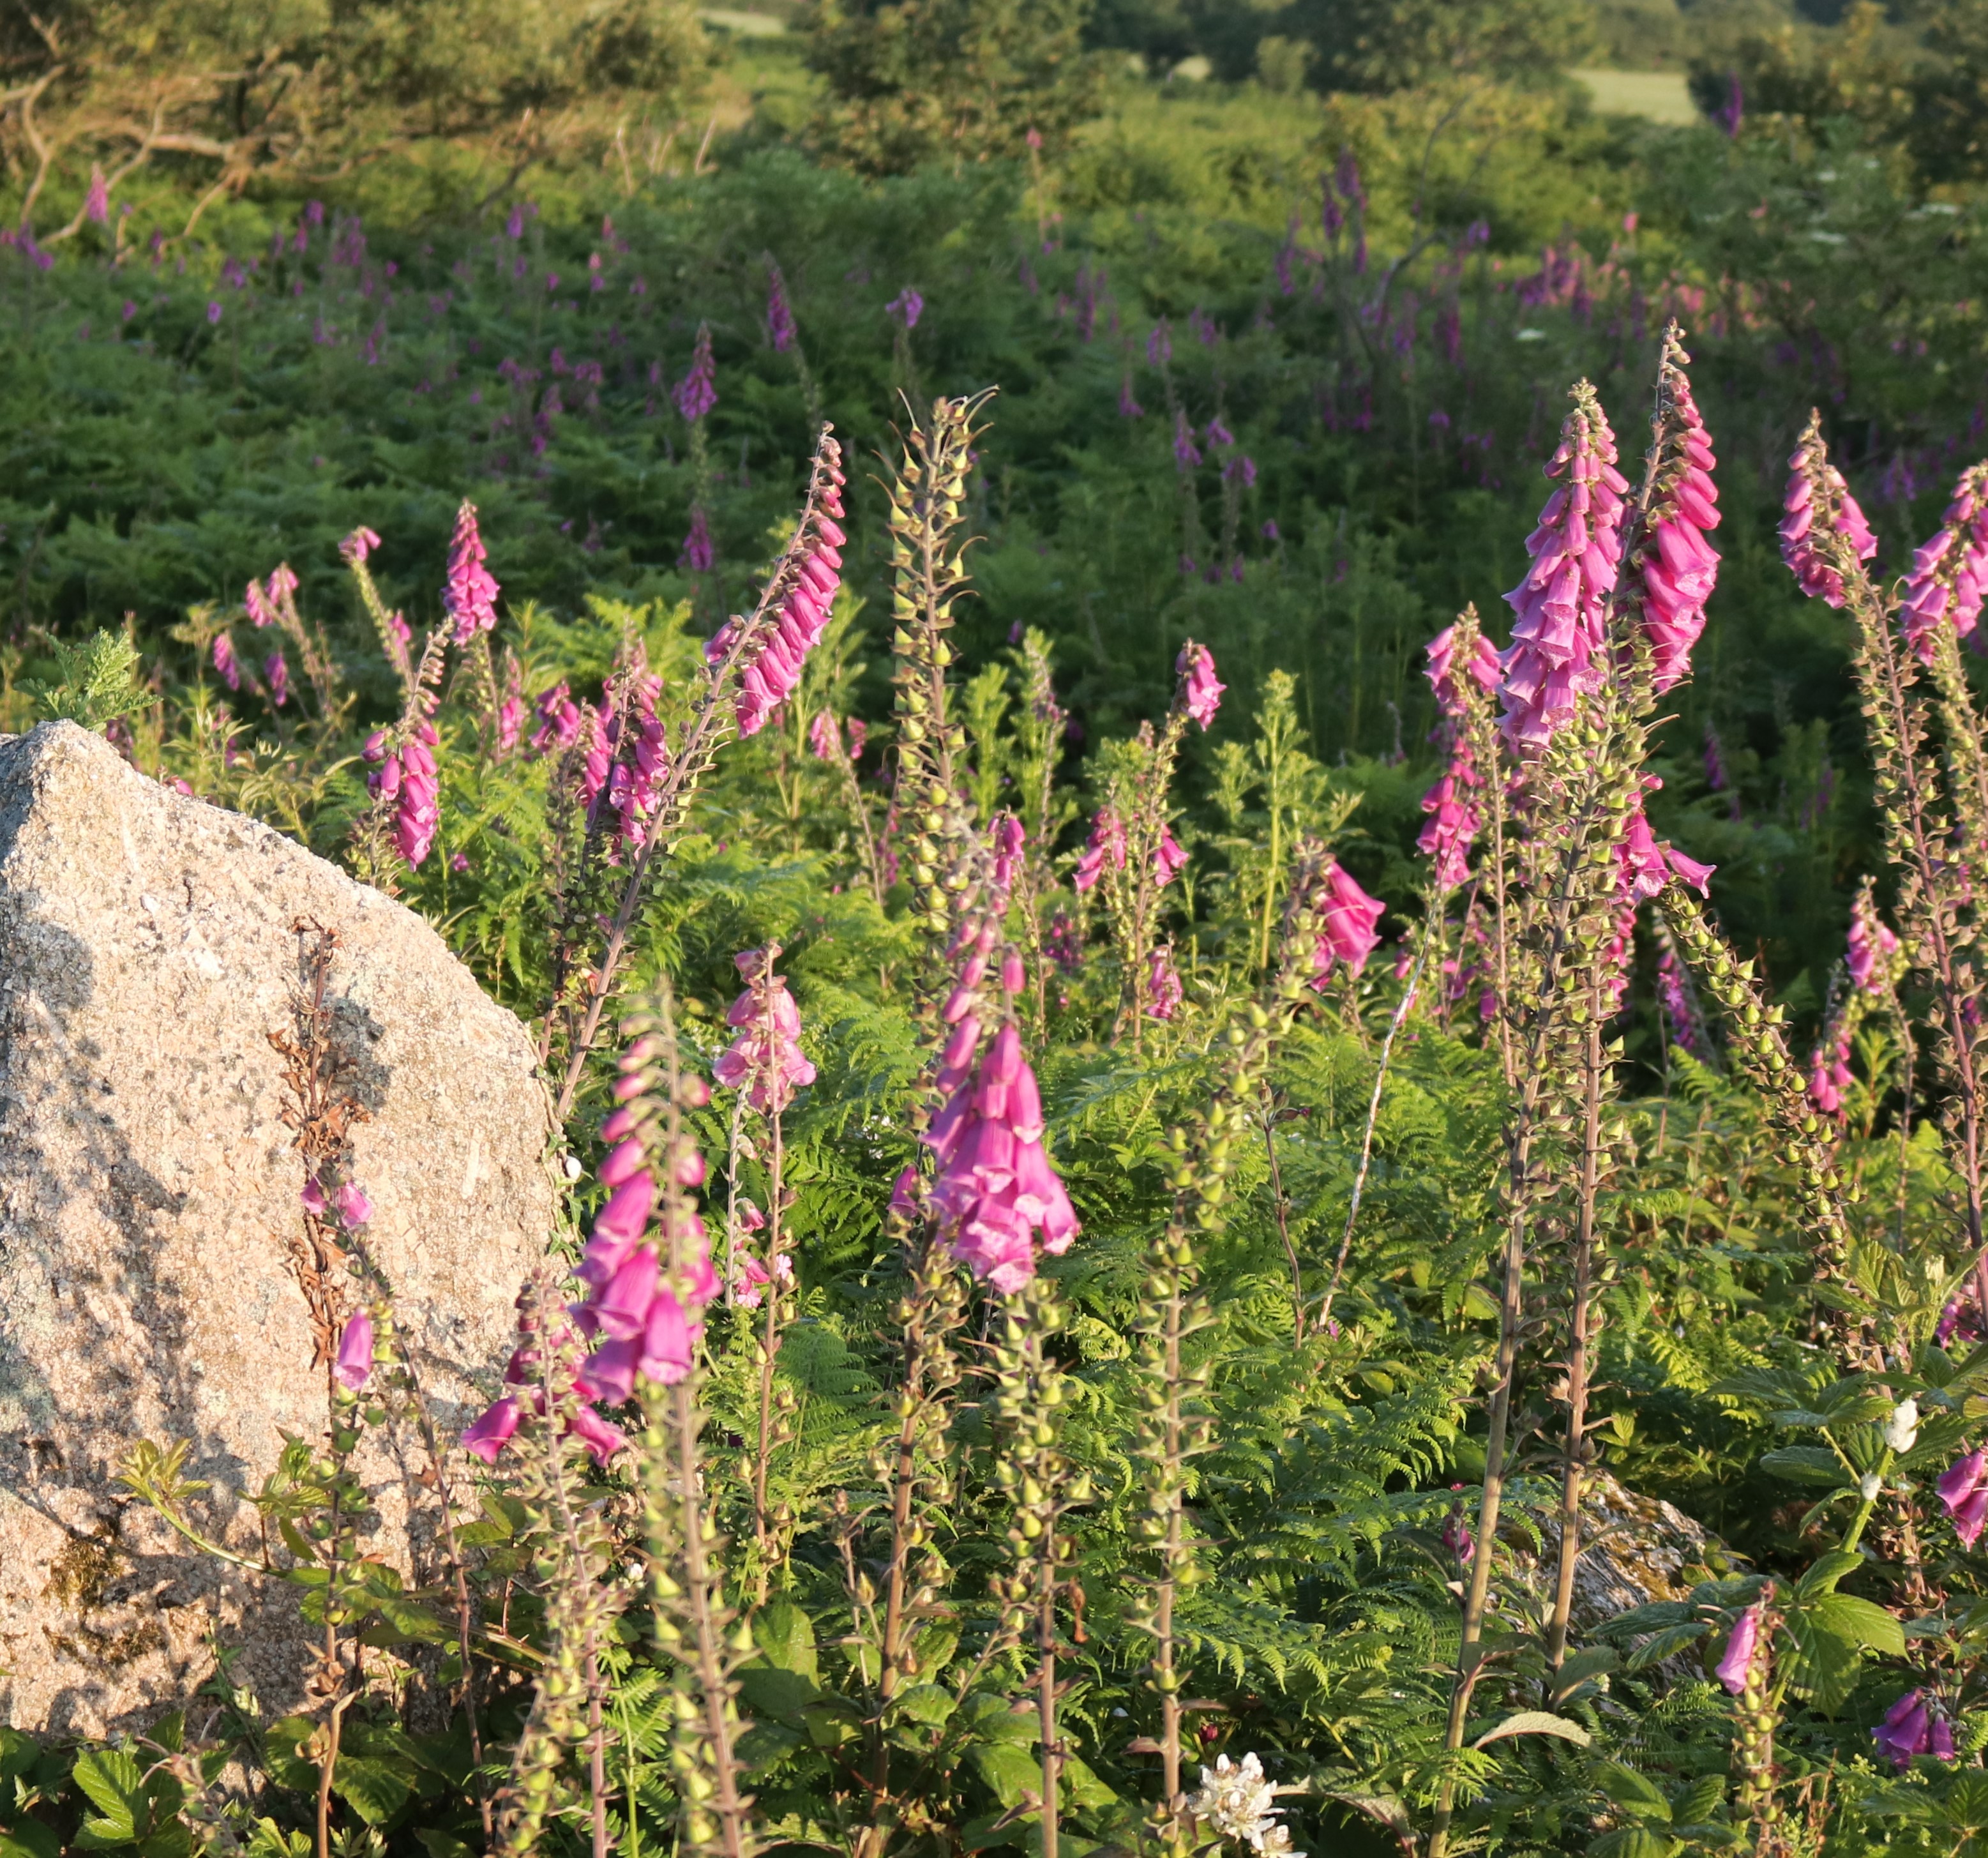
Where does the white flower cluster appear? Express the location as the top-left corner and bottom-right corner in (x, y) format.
(1187, 1753), (1303, 1858)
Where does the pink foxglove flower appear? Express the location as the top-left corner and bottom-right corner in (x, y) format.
(886, 287), (923, 331)
(264, 651), (289, 707)
(1498, 384), (1627, 752)
(1146, 944), (1182, 1020)
(924, 1002), (1079, 1294)
(213, 632), (241, 691)
(1807, 1025), (1853, 1117)
(1716, 1601), (1763, 1695)
(340, 526), (381, 566)
(578, 704), (611, 812)
(1152, 825), (1187, 887)
(442, 501), (500, 642)
(495, 657), (525, 759)
(712, 946), (816, 1112)
(396, 722), (440, 867)
(605, 672), (668, 852)
(1634, 334), (1722, 692)
(1781, 414), (1877, 608)
(679, 504), (714, 573)
(529, 682), (584, 758)
(1177, 641), (1224, 728)
(674, 322), (717, 421)
(84, 166), (110, 226)
(333, 1312), (374, 1391)
(1440, 1489), (1475, 1564)
(706, 439), (846, 738)
(808, 709), (843, 760)
(1311, 859), (1384, 983)
(766, 262), (797, 352)
(1874, 1690), (1939, 1769)
(1848, 890), (1901, 993)
(1899, 462), (1988, 664)
(1417, 766), (1480, 892)
(1426, 620), (1500, 716)
(462, 1393), (521, 1461)
(1938, 1448), (1987, 1548)
(1073, 808), (1127, 892)
(1656, 938), (1698, 1054)
(732, 1250), (793, 1309)
(245, 578), (276, 629)
(333, 1182), (372, 1227)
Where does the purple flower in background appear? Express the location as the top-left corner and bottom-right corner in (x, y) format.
(207, 301), (222, 325)
(333, 1312), (374, 1391)
(212, 632), (241, 691)
(679, 504), (714, 573)
(84, 167), (109, 226)
(1173, 411), (1201, 471)
(1336, 149), (1366, 209)
(887, 287), (924, 331)
(674, 322), (717, 421)
(1119, 371), (1143, 419)
(766, 261), (797, 352)
(506, 204), (525, 239)
(1782, 415), (1877, 608)
(1147, 319), (1171, 366)
(1715, 72), (1744, 139)
(264, 651), (289, 707)
(442, 501), (500, 642)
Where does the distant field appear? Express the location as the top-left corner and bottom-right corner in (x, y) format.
(1570, 68), (1701, 124)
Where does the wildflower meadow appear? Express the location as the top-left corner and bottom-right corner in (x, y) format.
(7, 5), (1988, 1856)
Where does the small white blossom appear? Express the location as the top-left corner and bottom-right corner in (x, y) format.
(1883, 1398), (1920, 1454)
(1860, 1472), (1883, 1502)
(1188, 1753), (1301, 1855)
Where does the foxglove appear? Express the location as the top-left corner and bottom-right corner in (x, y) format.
(1715, 1600), (1762, 1695)
(713, 946), (816, 1112)
(1498, 384), (1627, 750)
(1146, 944), (1182, 1020)
(1900, 462), (1988, 664)
(1311, 858), (1384, 983)
(1781, 413), (1877, 608)
(1177, 640), (1224, 727)
(1073, 807), (1126, 892)
(442, 501), (500, 642)
(1634, 331), (1721, 691)
(674, 322), (716, 421)
(1938, 1447), (1986, 1548)
(1848, 888), (1901, 993)
(333, 1312), (374, 1392)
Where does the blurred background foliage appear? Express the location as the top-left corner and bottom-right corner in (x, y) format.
(1, 0), (1987, 1055)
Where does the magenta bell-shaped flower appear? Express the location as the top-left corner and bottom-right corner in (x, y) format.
(1177, 640), (1224, 729)
(1715, 1600), (1763, 1695)
(1939, 1447), (1987, 1548)
(441, 501), (500, 643)
(333, 1311), (374, 1391)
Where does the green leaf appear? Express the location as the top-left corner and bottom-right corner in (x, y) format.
(970, 1742), (1043, 1809)
(1809, 1592), (1906, 1657)
(890, 1684), (956, 1728)
(1471, 1711), (1592, 1749)
(1059, 1755), (1116, 1810)
(332, 1755), (414, 1827)
(0, 1821), (61, 1858)
(753, 1597), (818, 1680)
(416, 1832), (476, 1858)
(1758, 1446), (1853, 1488)
(1593, 1762), (1671, 1822)
(738, 1665), (820, 1721)
(1623, 1623), (1710, 1673)
(70, 1749), (144, 1847)
(1588, 1831), (1679, 1858)
(1795, 1551), (1865, 1598)
(0, 1734), (39, 1787)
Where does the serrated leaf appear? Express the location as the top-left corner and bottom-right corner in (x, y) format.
(1593, 1762), (1671, 1820)
(332, 1755), (414, 1827)
(1470, 1711), (1591, 1749)
(1624, 1622), (1711, 1672)
(0, 1822), (61, 1858)
(970, 1742), (1041, 1809)
(1758, 1446), (1853, 1488)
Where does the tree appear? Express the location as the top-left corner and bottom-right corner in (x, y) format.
(1291, 0), (1593, 93)
(804, 0), (1106, 175)
(0, 0), (711, 239)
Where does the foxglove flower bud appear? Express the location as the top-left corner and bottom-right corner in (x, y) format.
(1715, 1600), (1762, 1695)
